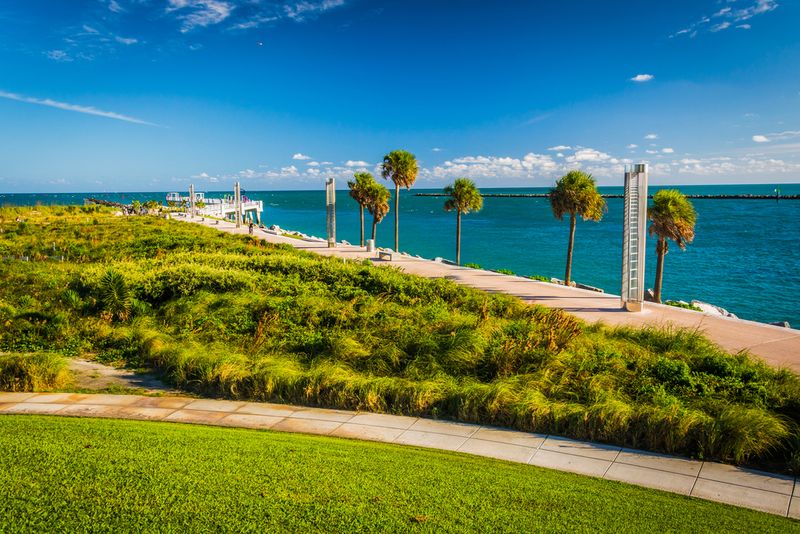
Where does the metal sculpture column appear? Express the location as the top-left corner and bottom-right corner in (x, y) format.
(326, 178), (336, 248)
(621, 163), (648, 311)
(234, 182), (242, 228)
(189, 184), (196, 218)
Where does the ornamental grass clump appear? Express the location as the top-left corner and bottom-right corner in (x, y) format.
(0, 352), (71, 391)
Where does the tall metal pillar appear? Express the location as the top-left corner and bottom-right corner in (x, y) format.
(325, 178), (336, 248)
(621, 163), (648, 311)
(189, 184), (195, 218)
(234, 182), (242, 228)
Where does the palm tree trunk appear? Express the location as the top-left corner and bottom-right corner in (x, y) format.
(359, 205), (364, 247)
(565, 213), (576, 285)
(371, 217), (377, 242)
(456, 211), (462, 265)
(654, 236), (667, 304)
(394, 184), (400, 251)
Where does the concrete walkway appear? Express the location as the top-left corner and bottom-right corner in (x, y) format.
(190, 216), (800, 371)
(1, 391), (797, 519)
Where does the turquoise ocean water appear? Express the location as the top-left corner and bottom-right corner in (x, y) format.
(3, 184), (799, 327)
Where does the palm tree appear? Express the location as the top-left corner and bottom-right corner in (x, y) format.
(648, 189), (697, 303)
(364, 182), (391, 245)
(381, 150), (418, 251)
(347, 172), (376, 247)
(549, 170), (606, 286)
(443, 178), (483, 265)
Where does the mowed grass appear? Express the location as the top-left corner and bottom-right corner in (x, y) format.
(1, 416), (797, 533)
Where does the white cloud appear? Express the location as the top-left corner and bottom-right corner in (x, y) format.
(646, 150), (659, 154)
(431, 147), (442, 152)
(114, 36), (138, 45)
(672, 0), (777, 37)
(345, 160), (370, 167)
(192, 171), (219, 183)
(662, 148), (675, 153)
(566, 148), (616, 163)
(644, 133), (658, 140)
(292, 153), (312, 160)
(630, 74), (654, 83)
(627, 144), (638, 149)
(430, 152), (560, 180)
(753, 131), (800, 143)
(547, 145), (571, 151)
(307, 161), (320, 167)
(167, 0), (233, 33)
(733, 0), (778, 22)
(0, 90), (159, 126)
(82, 25), (100, 34)
(231, 15), (279, 30)
(285, 0), (345, 22)
(107, 0), (124, 13)
(45, 50), (72, 62)
(199, 143), (800, 188)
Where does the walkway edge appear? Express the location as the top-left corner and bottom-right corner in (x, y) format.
(2, 392), (797, 519)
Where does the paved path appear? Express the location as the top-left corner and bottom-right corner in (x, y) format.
(190, 217), (800, 371)
(1, 392), (797, 519)
(69, 358), (176, 393)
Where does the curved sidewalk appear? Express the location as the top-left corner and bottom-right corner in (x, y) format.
(2, 391), (797, 519)
(189, 217), (800, 372)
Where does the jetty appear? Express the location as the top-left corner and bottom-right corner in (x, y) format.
(415, 193), (800, 200)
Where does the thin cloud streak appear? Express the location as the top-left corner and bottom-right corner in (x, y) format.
(0, 91), (160, 126)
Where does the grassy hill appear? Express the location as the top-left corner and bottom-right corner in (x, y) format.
(1, 206), (799, 471)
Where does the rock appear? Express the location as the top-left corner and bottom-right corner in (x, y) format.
(691, 300), (738, 319)
(769, 321), (791, 328)
(550, 278), (577, 287)
(644, 289), (656, 302)
(575, 283), (604, 293)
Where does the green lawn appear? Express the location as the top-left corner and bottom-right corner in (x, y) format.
(0, 416), (796, 533)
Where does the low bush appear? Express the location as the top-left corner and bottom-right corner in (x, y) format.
(0, 352), (71, 391)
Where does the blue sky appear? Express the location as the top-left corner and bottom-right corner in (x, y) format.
(0, 0), (798, 192)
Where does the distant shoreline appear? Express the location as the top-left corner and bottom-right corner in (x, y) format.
(415, 193), (800, 200)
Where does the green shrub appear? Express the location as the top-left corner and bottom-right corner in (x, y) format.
(0, 352), (71, 391)
(665, 300), (703, 312)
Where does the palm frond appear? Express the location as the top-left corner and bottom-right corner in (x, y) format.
(443, 178), (483, 214)
(548, 171), (606, 221)
(648, 189), (696, 250)
(381, 150), (419, 189)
